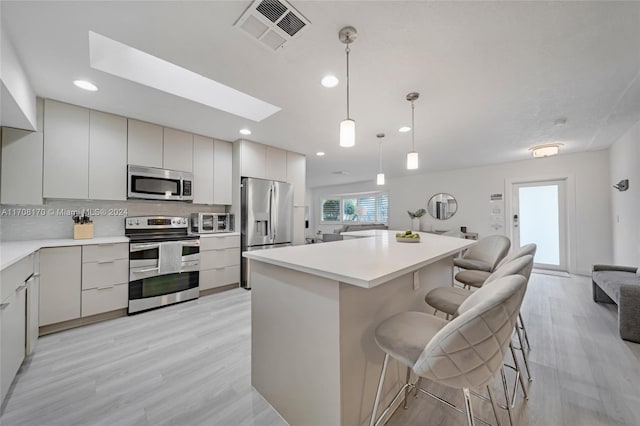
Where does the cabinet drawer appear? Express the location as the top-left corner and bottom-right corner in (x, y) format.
(200, 265), (240, 291)
(82, 259), (129, 290)
(200, 247), (239, 270)
(81, 283), (128, 317)
(1, 254), (34, 303)
(200, 235), (240, 251)
(82, 243), (128, 263)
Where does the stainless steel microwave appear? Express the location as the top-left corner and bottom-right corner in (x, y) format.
(191, 213), (234, 233)
(128, 165), (193, 202)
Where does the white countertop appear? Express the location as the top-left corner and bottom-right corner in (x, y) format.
(0, 236), (129, 271)
(243, 230), (475, 288)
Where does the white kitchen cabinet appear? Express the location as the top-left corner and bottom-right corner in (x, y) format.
(43, 99), (89, 199)
(163, 127), (193, 172)
(213, 139), (232, 205)
(127, 119), (163, 168)
(1, 127), (43, 205)
(199, 235), (240, 291)
(39, 247), (81, 326)
(26, 251), (39, 355)
(293, 206), (306, 246)
(0, 253), (34, 404)
(239, 140), (266, 179)
(81, 243), (128, 317)
(193, 135), (214, 205)
(89, 111), (127, 200)
(286, 151), (306, 206)
(1, 284), (26, 404)
(266, 146), (287, 182)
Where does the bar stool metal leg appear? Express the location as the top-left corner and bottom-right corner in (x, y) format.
(370, 353), (389, 426)
(462, 388), (475, 426)
(403, 367), (411, 409)
(518, 313), (532, 350)
(514, 325), (533, 382)
(486, 385), (501, 426)
(500, 367), (515, 426)
(508, 342), (528, 406)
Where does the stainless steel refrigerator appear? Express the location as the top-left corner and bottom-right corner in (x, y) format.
(241, 177), (294, 289)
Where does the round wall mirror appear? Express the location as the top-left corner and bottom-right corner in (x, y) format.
(427, 193), (458, 220)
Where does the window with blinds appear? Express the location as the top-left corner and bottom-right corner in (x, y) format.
(321, 193), (388, 224)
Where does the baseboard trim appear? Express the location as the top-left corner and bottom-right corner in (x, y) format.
(39, 308), (127, 336)
(200, 283), (239, 297)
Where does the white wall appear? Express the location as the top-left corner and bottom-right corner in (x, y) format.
(310, 150), (612, 275)
(0, 25), (37, 130)
(609, 119), (640, 266)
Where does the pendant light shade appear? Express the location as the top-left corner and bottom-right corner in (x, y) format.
(405, 92), (420, 170)
(340, 119), (356, 147)
(376, 133), (385, 185)
(406, 151), (419, 170)
(339, 26), (357, 148)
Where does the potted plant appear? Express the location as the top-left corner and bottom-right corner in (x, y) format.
(407, 209), (426, 231)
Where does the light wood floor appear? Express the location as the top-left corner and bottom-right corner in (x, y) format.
(1, 273), (639, 425)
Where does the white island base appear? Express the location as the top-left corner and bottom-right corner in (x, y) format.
(248, 231), (474, 426)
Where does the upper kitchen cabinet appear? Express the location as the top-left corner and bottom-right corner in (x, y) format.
(193, 135), (214, 205)
(43, 99), (89, 199)
(238, 139), (266, 179)
(213, 139), (232, 205)
(193, 136), (232, 205)
(265, 146), (287, 182)
(286, 151), (306, 206)
(89, 111), (127, 200)
(1, 127), (43, 205)
(163, 128), (193, 172)
(127, 119), (163, 168)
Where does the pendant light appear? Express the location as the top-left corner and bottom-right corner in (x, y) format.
(406, 92), (420, 170)
(376, 133), (385, 185)
(339, 26), (357, 147)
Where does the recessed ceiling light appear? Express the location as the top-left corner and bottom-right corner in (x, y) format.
(399, 126), (411, 133)
(321, 75), (339, 88)
(316, 152), (325, 156)
(239, 128), (252, 135)
(73, 80), (98, 91)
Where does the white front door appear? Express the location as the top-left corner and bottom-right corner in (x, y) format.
(512, 180), (568, 271)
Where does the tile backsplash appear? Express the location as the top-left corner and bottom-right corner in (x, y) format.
(0, 199), (225, 241)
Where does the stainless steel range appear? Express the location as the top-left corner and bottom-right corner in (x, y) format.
(125, 216), (200, 314)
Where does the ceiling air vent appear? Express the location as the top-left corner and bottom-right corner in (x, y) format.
(235, 0), (310, 51)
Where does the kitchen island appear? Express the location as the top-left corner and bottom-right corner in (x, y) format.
(244, 230), (474, 426)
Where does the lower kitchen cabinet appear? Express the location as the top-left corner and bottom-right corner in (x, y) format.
(0, 253), (34, 404)
(199, 235), (240, 291)
(81, 243), (128, 317)
(81, 283), (128, 317)
(39, 247), (82, 326)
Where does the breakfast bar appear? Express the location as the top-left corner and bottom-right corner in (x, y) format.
(244, 231), (474, 426)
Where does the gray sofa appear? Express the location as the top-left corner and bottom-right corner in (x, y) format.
(592, 264), (640, 343)
(322, 224), (388, 242)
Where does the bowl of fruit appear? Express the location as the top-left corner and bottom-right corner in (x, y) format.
(396, 230), (421, 243)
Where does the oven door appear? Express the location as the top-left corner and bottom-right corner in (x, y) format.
(128, 271), (199, 314)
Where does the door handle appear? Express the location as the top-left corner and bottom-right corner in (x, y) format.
(513, 214), (519, 228)
(97, 260), (115, 264)
(133, 267), (159, 273)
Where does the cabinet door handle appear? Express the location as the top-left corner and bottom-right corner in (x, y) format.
(33, 272), (40, 278)
(97, 260), (115, 264)
(16, 284), (27, 292)
(97, 286), (115, 291)
(0, 303), (9, 310)
(214, 267), (225, 271)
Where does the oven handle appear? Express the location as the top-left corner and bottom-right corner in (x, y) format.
(132, 267), (160, 273)
(131, 243), (160, 251)
(179, 240), (200, 248)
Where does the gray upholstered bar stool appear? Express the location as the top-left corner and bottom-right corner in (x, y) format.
(371, 275), (527, 426)
(453, 235), (511, 286)
(456, 244), (537, 354)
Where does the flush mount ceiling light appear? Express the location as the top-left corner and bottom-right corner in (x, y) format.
(73, 80), (98, 91)
(338, 26), (357, 147)
(239, 128), (252, 135)
(88, 31), (280, 122)
(376, 133), (385, 186)
(316, 151), (325, 156)
(530, 143), (563, 158)
(321, 75), (339, 88)
(398, 126), (411, 133)
(406, 92), (420, 170)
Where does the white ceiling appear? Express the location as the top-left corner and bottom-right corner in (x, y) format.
(3, 1), (640, 188)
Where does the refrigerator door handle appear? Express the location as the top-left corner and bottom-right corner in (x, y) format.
(271, 183), (277, 242)
(268, 184), (274, 242)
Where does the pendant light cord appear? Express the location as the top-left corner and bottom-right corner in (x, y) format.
(411, 101), (415, 151)
(378, 140), (383, 172)
(345, 45), (351, 120)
